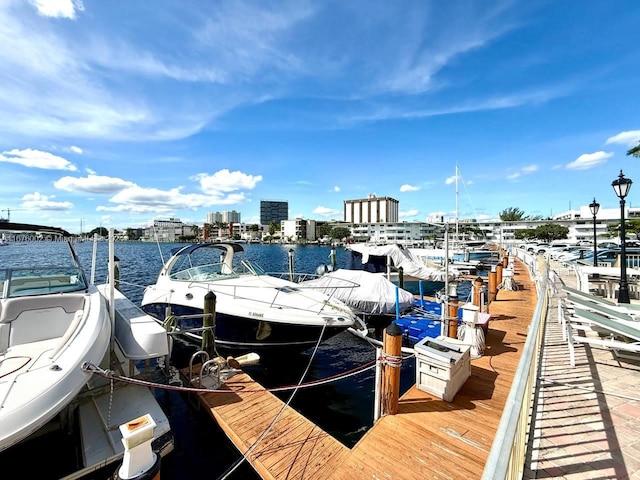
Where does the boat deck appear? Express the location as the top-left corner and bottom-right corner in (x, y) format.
(186, 258), (537, 479)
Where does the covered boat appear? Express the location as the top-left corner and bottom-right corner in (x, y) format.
(300, 268), (415, 315)
(345, 243), (459, 282)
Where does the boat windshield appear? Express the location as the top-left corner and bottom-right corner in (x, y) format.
(1, 266), (88, 298)
(238, 260), (266, 276)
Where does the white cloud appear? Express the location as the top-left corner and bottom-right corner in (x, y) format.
(70, 145), (83, 154)
(21, 191), (73, 210)
(400, 184), (420, 192)
(31, 0), (82, 19)
(193, 169), (262, 194)
(605, 130), (640, 147)
(313, 206), (340, 218)
(54, 174), (136, 193)
(399, 209), (419, 218)
(1, 148), (77, 170)
(566, 151), (612, 170)
(333, 185), (340, 192)
(507, 164), (539, 180)
(445, 175), (458, 185)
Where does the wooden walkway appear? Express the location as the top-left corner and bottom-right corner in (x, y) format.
(188, 258), (537, 479)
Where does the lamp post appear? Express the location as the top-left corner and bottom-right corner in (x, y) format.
(612, 170), (633, 304)
(589, 198), (600, 267)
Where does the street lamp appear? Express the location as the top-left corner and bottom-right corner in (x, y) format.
(611, 170), (633, 303)
(589, 198), (600, 267)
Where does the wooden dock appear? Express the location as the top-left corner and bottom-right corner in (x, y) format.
(186, 258), (536, 479)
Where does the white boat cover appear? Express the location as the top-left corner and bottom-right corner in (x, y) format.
(301, 269), (415, 315)
(346, 244), (459, 281)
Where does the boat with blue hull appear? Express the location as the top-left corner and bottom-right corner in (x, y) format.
(141, 243), (365, 356)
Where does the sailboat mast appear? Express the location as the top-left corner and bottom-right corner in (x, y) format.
(455, 164), (459, 241)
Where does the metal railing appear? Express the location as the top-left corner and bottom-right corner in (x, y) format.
(481, 250), (550, 480)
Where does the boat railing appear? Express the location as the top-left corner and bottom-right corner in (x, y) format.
(481, 249), (550, 480)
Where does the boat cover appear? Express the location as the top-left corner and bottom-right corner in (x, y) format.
(346, 244), (459, 281)
(301, 269), (415, 315)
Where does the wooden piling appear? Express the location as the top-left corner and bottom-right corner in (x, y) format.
(502, 255), (508, 268)
(488, 266), (497, 303)
(202, 291), (216, 356)
(472, 276), (484, 308)
(448, 291), (459, 338)
(496, 262), (503, 288)
(381, 323), (402, 416)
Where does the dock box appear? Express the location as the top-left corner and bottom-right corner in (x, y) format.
(414, 335), (471, 402)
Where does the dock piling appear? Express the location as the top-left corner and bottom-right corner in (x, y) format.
(381, 323), (402, 417)
(202, 291), (216, 357)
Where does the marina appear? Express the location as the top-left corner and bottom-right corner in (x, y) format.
(1, 236), (640, 479)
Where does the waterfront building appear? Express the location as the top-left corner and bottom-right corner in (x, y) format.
(344, 194), (399, 223)
(143, 218), (186, 242)
(260, 200), (288, 225)
(282, 218), (316, 242)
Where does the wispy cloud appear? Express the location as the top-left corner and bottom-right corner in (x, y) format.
(400, 184), (420, 192)
(313, 205), (340, 218)
(566, 151), (612, 170)
(399, 209), (419, 218)
(507, 164), (538, 180)
(605, 130), (640, 147)
(1, 148), (77, 170)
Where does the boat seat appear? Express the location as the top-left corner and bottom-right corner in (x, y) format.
(0, 294), (86, 349)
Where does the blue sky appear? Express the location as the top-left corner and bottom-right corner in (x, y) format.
(1, 0), (640, 233)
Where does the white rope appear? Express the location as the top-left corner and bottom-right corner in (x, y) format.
(380, 352), (403, 368)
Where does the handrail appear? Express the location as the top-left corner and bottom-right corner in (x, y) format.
(481, 251), (550, 480)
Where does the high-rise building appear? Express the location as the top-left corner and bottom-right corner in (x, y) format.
(207, 210), (241, 224)
(223, 210), (241, 224)
(344, 194), (399, 223)
(260, 200), (288, 225)
(206, 212), (222, 224)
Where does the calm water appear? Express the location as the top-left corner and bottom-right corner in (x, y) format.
(0, 241), (468, 479)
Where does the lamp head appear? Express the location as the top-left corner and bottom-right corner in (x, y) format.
(589, 198), (600, 216)
(612, 170), (633, 200)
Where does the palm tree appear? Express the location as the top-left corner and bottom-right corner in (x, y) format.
(627, 141), (640, 158)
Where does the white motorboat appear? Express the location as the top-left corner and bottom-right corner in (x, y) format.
(0, 227), (111, 452)
(0, 224), (174, 478)
(141, 243), (365, 356)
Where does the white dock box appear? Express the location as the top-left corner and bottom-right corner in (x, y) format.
(414, 335), (471, 402)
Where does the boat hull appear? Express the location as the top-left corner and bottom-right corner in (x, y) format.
(142, 302), (351, 356)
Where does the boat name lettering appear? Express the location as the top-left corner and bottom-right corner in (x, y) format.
(249, 312), (264, 318)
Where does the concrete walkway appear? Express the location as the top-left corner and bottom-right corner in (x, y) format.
(525, 262), (640, 480)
